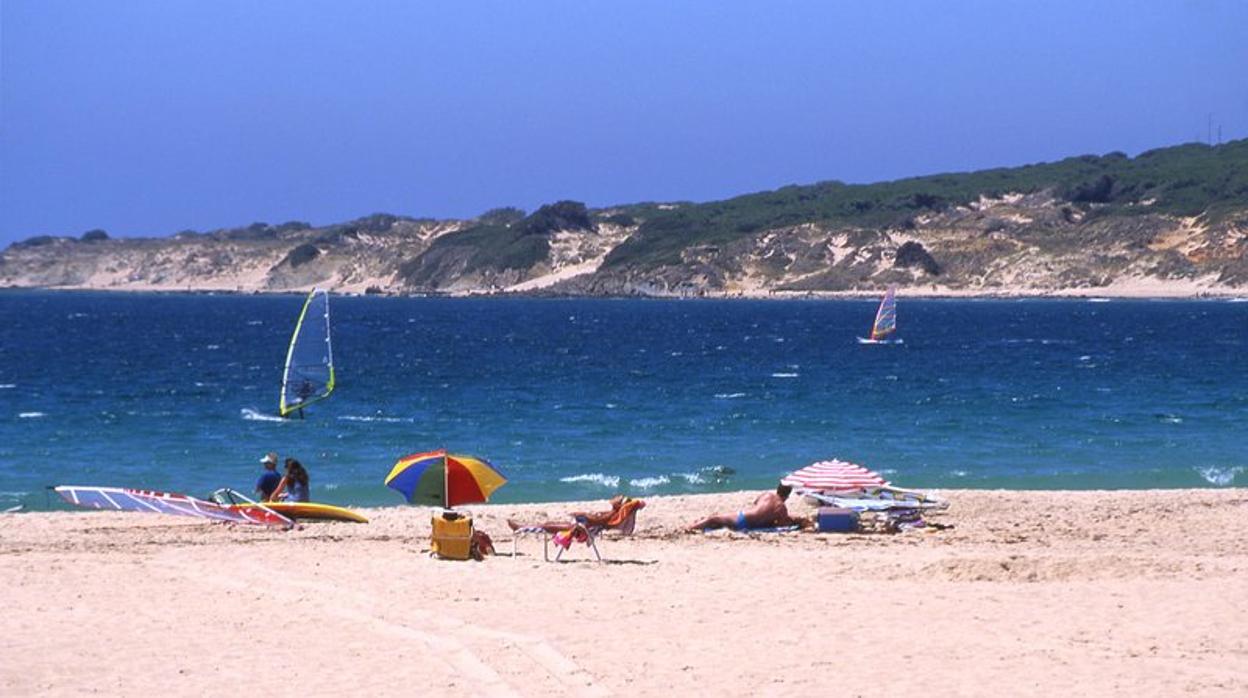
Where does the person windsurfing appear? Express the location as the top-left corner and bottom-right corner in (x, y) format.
(291, 378), (314, 419)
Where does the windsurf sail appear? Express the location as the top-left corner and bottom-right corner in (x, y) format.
(279, 288), (335, 417)
(55, 486), (292, 528)
(869, 286), (898, 341)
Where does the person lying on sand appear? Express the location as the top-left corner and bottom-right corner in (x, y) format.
(507, 495), (645, 533)
(686, 483), (811, 532)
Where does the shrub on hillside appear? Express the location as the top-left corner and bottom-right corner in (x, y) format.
(478, 207), (526, 226)
(522, 201), (592, 235)
(894, 241), (941, 275)
(282, 243), (321, 268)
(600, 213), (636, 227)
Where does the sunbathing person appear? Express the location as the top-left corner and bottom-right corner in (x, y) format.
(508, 495), (645, 533)
(687, 483), (811, 532)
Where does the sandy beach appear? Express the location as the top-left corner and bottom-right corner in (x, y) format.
(2, 489), (1246, 696)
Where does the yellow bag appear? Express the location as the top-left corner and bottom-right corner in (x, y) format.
(431, 511), (474, 560)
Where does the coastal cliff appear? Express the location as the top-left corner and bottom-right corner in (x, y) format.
(4, 140), (1247, 297)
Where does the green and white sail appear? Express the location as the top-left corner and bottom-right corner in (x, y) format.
(279, 288), (335, 417)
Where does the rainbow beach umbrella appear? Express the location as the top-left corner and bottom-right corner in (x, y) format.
(384, 449), (507, 507)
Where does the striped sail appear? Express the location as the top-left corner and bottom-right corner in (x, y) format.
(870, 286), (897, 340)
(55, 486), (292, 528)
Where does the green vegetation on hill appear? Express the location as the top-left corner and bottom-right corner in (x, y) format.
(605, 139), (1248, 270)
(400, 201), (593, 285)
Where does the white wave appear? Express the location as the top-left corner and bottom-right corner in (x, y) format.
(322, 483), (340, 490)
(1087, 297), (1112, 303)
(605, 403), (618, 409)
(18, 412), (46, 419)
(559, 473), (620, 488)
(240, 408), (284, 422)
(338, 415), (414, 423)
(771, 373), (799, 379)
(1156, 414), (1183, 424)
(205, 344), (221, 350)
(1195, 466), (1242, 487)
(247, 320), (264, 325)
(0, 384), (15, 389)
(1079, 355), (1093, 361)
(715, 392), (746, 399)
(629, 475), (670, 489)
(950, 469), (968, 478)
(1226, 298), (1248, 303)
(676, 472), (705, 485)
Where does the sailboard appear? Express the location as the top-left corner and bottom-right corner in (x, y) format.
(55, 486), (292, 529)
(210, 488), (369, 524)
(857, 286), (903, 344)
(279, 288), (335, 417)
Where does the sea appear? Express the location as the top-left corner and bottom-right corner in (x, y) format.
(1, 291), (1245, 511)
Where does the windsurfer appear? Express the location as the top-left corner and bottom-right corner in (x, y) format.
(291, 379), (314, 419)
(255, 452), (282, 501)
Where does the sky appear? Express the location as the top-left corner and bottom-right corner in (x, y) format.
(1, 1), (1246, 244)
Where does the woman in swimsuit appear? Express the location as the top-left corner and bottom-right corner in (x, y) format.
(270, 458), (311, 503)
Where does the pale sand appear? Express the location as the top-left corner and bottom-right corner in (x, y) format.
(2, 489), (1246, 696)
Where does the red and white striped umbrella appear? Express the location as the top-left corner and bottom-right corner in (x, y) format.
(781, 459), (890, 492)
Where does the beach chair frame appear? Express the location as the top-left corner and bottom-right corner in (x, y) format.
(510, 521), (604, 562)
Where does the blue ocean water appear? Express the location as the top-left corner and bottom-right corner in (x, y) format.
(1, 291), (1245, 510)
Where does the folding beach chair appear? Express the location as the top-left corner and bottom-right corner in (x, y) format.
(511, 497), (644, 562)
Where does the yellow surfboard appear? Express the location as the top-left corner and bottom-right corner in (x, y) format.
(230, 501), (368, 523)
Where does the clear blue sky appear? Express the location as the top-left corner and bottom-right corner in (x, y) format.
(2, 1), (1245, 243)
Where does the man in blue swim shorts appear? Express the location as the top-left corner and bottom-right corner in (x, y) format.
(686, 483), (810, 532)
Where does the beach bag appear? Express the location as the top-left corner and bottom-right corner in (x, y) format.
(471, 531), (495, 560)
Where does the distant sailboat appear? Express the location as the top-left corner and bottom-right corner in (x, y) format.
(857, 286), (903, 344)
(279, 288), (336, 418)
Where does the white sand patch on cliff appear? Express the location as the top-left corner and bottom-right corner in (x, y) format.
(507, 259), (602, 292)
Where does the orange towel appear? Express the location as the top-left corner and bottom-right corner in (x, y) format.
(604, 497), (645, 529)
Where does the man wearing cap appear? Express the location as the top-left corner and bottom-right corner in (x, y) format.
(255, 452), (282, 501)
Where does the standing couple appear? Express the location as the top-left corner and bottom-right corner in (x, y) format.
(255, 452), (311, 503)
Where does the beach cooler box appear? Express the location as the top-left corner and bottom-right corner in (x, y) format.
(431, 510), (474, 560)
(816, 507), (859, 533)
